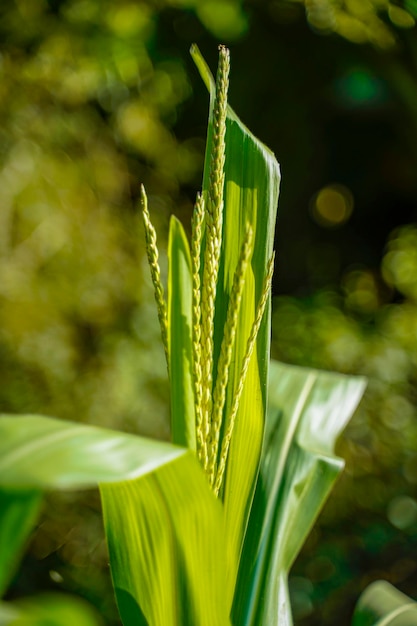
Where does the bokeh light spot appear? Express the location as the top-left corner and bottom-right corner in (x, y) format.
(387, 496), (417, 530)
(106, 4), (154, 37)
(382, 226), (417, 299)
(196, 1), (248, 40)
(306, 0), (336, 32)
(335, 13), (368, 43)
(311, 184), (354, 228)
(388, 5), (415, 28)
(343, 269), (380, 313)
(334, 67), (387, 108)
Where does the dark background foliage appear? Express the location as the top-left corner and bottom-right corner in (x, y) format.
(2, 0), (417, 624)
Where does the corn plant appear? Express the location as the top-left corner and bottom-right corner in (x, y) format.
(0, 46), (372, 626)
(352, 581), (417, 626)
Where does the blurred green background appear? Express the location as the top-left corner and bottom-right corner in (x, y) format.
(2, 0), (417, 624)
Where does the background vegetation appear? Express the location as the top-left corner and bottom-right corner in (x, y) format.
(2, 0), (417, 624)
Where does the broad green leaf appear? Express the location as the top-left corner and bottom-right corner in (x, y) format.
(232, 359), (366, 626)
(167, 216), (196, 450)
(0, 592), (103, 626)
(352, 580), (417, 626)
(0, 415), (183, 489)
(191, 45), (280, 595)
(0, 488), (42, 597)
(0, 415), (231, 625)
(101, 453), (231, 626)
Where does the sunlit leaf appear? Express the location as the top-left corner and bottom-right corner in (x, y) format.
(167, 216), (196, 450)
(0, 415), (231, 625)
(232, 359), (366, 625)
(191, 45), (280, 597)
(101, 454), (231, 626)
(0, 415), (183, 489)
(352, 580), (417, 626)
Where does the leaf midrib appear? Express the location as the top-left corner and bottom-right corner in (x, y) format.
(0, 425), (88, 474)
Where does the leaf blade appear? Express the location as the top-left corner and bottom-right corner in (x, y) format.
(0, 415), (232, 625)
(0, 415), (184, 489)
(0, 488), (43, 597)
(353, 580), (417, 626)
(233, 359), (366, 626)
(191, 46), (281, 597)
(167, 216), (196, 450)
(101, 453), (231, 626)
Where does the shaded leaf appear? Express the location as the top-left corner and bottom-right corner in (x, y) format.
(0, 488), (42, 597)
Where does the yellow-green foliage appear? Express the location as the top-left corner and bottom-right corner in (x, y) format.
(142, 47), (276, 497)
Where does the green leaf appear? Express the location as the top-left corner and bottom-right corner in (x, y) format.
(101, 453), (231, 626)
(0, 415), (231, 625)
(0, 592), (103, 626)
(0, 415), (184, 489)
(167, 216), (196, 450)
(352, 580), (417, 626)
(191, 45), (281, 596)
(0, 488), (42, 597)
(232, 359), (366, 626)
